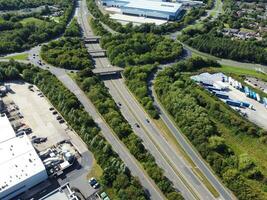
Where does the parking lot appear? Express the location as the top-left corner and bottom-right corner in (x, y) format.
(227, 85), (267, 130)
(3, 81), (71, 151)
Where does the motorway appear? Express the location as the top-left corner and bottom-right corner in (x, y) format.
(26, 46), (166, 199)
(76, 0), (230, 199)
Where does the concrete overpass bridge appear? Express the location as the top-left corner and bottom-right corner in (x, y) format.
(84, 36), (101, 43)
(92, 67), (123, 75)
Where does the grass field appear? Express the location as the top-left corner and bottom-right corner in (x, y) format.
(3, 53), (29, 60)
(20, 17), (44, 25)
(209, 65), (267, 82)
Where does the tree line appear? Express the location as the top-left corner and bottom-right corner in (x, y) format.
(0, 0), (74, 54)
(184, 32), (267, 64)
(75, 68), (184, 200)
(0, 0), (65, 10)
(154, 59), (267, 200)
(124, 64), (159, 119)
(0, 60), (147, 200)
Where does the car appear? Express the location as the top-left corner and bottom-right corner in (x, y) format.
(24, 128), (32, 134)
(38, 92), (42, 96)
(56, 116), (62, 120)
(117, 102), (122, 106)
(40, 95), (44, 97)
(31, 136), (37, 140)
(135, 123), (140, 128)
(146, 119), (150, 123)
(89, 177), (97, 187)
(49, 107), (54, 111)
(52, 111), (58, 115)
(59, 119), (65, 124)
(93, 182), (100, 189)
(32, 137), (47, 144)
(18, 113), (23, 118)
(100, 192), (107, 199)
(16, 130), (25, 136)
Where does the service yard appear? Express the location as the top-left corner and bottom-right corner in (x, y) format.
(3, 81), (70, 151)
(2, 81), (100, 199)
(226, 85), (267, 130)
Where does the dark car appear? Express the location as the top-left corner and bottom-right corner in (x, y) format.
(135, 123), (140, 128)
(52, 111), (58, 115)
(32, 137), (47, 144)
(146, 119), (150, 123)
(24, 128), (32, 134)
(56, 116), (62, 120)
(59, 119), (65, 124)
(89, 177), (100, 189)
(49, 107), (54, 111)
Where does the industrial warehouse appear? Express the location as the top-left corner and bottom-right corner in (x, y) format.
(101, 0), (183, 20)
(0, 114), (48, 200)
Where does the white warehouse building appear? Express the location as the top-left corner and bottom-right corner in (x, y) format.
(0, 114), (48, 200)
(101, 0), (183, 20)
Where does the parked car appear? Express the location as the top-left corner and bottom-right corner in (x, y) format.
(56, 116), (62, 120)
(32, 137), (47, 144)
(135, 123), (140, 128)
(52, 111), (57, 115)
(49, 107), (54, 111)
(146, 119), (150, 123)
(16, 130), (25, 136)
(89, 177), (100, 189)
(59, 119), (65, 124)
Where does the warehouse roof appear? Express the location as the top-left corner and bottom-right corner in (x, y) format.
(0, 131), (46, 194)
(0, 114), (16, 142)
(123, 0), (182, 13)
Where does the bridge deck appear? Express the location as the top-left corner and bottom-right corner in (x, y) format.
(93, 67), (123, 74)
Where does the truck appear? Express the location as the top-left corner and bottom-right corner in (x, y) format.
(226, 100), (241, 107)
(214, 91), (229, 99)
(256, 93), (261, 102)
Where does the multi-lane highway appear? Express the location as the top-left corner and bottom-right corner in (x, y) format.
(26, 46), (166, 200)
(76, 0), (234, 199)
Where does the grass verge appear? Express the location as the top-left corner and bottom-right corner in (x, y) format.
(153, 112), (220, 198)
(4, 53), (29, 60)
(87, 158), (103, 180)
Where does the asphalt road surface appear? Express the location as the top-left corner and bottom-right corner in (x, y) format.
(76, 0), (226, 199)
